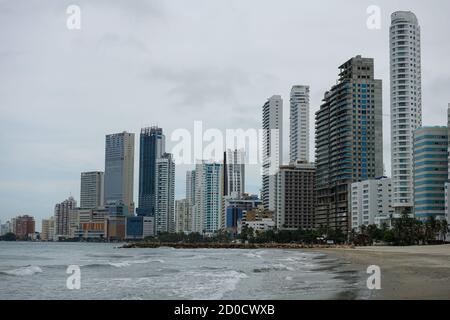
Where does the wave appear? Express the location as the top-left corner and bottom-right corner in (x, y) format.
(0, 265), (43, 277)
(182, 270), (249, 300)
(253, 263), (295, 273)
(108, 258), (165, 268)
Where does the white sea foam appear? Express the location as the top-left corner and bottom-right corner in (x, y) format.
(1, 265), (43, 276)
(171, 270), (249, 300)
(108, 258), (165, 268)
(108, 261), (131, 268)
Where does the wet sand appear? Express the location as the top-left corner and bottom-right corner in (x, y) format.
(316, 245), (450, 300)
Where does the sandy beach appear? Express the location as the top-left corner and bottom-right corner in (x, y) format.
(317, 245), (450, 300)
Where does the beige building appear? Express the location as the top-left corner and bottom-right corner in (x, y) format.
(41, 217), (55, 241)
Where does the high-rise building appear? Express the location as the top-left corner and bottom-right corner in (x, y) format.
(390, 11), (422, 216)
(445, 104), (450, 226)
(104, 132), (135, 214)
(154, 153), (175, 234)
(275, 161), (316, 230)
(175, 199), (190, 233)
(194, 161), (223, 234)
(413, 127), (448, 221)
(224, 149), (246, 197)
(290, 85), (310, 163)
(80, 171), (104, 209)
(13, 215), (35, 240)
(222, 149), (246, 229)
(315, 56), (383, 233)
(262, 95), (283, 211)
(54, 196), (77, 240)
(186, 170), (197, 233)
(350, 177), (394, 230)
(41, 217), (55, 241)
(137, 127), (165, 216)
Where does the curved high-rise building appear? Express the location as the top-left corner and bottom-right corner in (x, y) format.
(390, 11), (422, 215)
(413, 127), (448, 221)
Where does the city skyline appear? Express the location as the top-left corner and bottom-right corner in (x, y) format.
(2, 1), (450, 226)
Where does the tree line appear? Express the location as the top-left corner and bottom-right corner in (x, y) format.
(143, 214), (449, 247)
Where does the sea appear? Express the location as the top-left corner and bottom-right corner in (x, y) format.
(0, 242), (372, 300)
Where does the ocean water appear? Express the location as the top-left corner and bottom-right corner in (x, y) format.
(0, 242), (367, 300)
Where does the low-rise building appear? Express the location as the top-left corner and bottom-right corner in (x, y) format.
(239, 206), (275, 234)
(125, 216), (155, 240)
(225, 194), (261, 236)
(72, 208), (108, 240)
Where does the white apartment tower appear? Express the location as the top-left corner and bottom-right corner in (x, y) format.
(154, 153), (175, 234)
(290, 85), (310, 163)
(262, 95), (283, 211)
(351, 178), (394, 230)
(390, 11), (422, 216)
(194, 161), (223, 234)
(224, 149), (246, 197)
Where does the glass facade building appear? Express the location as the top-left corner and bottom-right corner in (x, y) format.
(137, 127), (165, 216)
(413, 127), (448, 221)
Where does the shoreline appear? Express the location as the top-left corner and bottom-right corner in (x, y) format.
(121, 242), (354, 250)
(315, 245), (450, 300)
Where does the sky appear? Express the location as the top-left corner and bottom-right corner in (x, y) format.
(1, 0), (450, 228)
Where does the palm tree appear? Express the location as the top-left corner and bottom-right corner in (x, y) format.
(439, 220), (449, 242)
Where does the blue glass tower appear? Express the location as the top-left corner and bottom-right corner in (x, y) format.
(137, 127), (165, 216)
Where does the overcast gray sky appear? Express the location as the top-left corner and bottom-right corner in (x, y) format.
(1, 0), (449, 228)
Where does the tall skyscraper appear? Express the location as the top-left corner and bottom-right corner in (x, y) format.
(262, 95), (283, 211)
(54, 196), (77, 240)
(446, 104), (450, 225)
(104, 132), (135, 214)
(186, 170), (197, 232)
(315, 56), (383, 233)
(137, 127), (165, 216)
(290, 85), (310, 163)
(154, 153), (175, 234)
(275, 162), (315, 230)
(194, 161), (223, 234)
(413, 126), (448, 221)
(80, 171), (104, 209)
(224, 149), (246, 197)
(390, 11), (422, 216)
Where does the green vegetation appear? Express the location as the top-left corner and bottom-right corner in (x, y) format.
(350, 214), (449, 246)
(0, 232), (17, 241)
(143, 227), (347, 245)
(140, 215), (449, 247)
